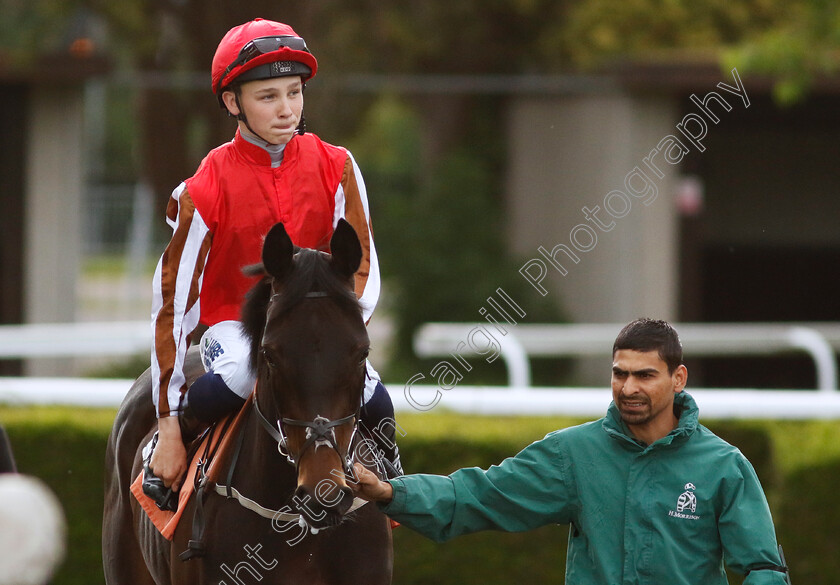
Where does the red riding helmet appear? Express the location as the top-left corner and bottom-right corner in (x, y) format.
(211, 18), (318, 103)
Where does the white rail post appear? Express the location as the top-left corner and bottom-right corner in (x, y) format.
(497, 332), (531, 388)
(787, 327), (838, 392)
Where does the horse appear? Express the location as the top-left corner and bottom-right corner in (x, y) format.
(103, 219), (393, 584)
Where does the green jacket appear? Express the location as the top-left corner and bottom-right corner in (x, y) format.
(383, 392), (788, 584)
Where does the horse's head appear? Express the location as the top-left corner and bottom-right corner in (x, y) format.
(242, 219), (369, 530)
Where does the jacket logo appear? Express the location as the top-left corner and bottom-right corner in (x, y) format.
(676, 483), (697, 512)
(203, 338), (225, 369)
(668, 482), (700, 520)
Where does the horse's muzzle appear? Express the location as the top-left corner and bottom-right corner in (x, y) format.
(293, 483), (355, 529)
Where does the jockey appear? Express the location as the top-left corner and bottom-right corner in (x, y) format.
(143, 18), (403, 511)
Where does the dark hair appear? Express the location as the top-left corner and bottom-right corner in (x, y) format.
(612, 318), (683, 373)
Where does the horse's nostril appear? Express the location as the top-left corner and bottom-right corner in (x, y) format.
(292, 485), (327, 526)
(337, 486), (354, 511)
(340, 486), (353, 501)
(293, 484), (354, 521)
(293, 485), (315, 506)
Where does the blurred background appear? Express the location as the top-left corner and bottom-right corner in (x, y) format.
(1, 0), (840, 583)
(2, 0), (839, 386)
(0, 0), (838, 383)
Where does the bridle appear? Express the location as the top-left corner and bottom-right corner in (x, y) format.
(254, 289), (361, 478)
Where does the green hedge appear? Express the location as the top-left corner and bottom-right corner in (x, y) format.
(0, 407), (114, 585)
(2, 406), (840, 584)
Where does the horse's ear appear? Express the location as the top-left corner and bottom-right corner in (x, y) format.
(262, 223), (295, 279)
(329, 219), (362, 280)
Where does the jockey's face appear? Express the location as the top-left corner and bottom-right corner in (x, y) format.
(223, 75), (304, 145)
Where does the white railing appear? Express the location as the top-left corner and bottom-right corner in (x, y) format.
(414, 322), (840, 392)
(2, 321), (840, 418)
(3, 378), (840, 419)
(390, 385), (840, 419)
(0, 320), (151, 409)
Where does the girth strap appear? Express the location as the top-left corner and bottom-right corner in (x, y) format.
(178, 478), (209, 561)
(178, 413), (242, 562)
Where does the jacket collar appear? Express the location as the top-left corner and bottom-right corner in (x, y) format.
(232, 128), (298, 167)
(603, 392), (699, 450)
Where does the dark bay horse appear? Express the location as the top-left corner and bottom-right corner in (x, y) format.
(103, 219), (393, 584)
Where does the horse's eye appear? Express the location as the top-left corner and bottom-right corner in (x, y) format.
(359, 348), (370, 364)
(261, 348), (278, 369)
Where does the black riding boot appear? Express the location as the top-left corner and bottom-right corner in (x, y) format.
(141, 394), (207, 511)
(360, 382), (404, 479)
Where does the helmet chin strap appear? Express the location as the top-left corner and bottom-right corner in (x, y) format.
(233, 93), (275, 145)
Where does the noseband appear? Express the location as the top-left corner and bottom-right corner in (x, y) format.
(255, 403), (359, 477)
(255, 289), (360, 478)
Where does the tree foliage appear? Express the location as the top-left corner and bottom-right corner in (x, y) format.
(559, 0), (781, 67)
(4, 0), (834, 90)
(0, 0), (80, 68)
(723, 0), (840, 104)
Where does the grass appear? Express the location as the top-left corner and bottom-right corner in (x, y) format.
(0, 405), (117, 430)
(395, 410), (585, 444)
(82, 255), (158, 278)
(760, 419), (840, 472)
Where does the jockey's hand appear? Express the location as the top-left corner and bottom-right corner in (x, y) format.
(150, 416), (188, 491)
(350, 462), (394, 503)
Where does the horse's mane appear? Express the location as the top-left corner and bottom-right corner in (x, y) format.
(240, 248), (362, 371)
